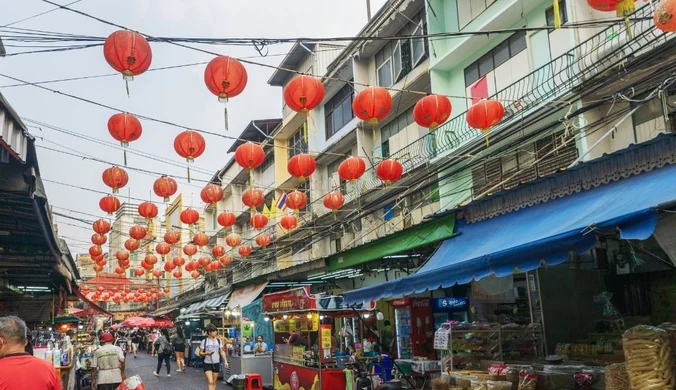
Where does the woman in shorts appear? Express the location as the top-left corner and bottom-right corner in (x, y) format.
(197, 324), (229, 390)
(172, 327), (187, 372)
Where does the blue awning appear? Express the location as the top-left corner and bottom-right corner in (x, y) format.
(343, 163), (676, 305)
(182, 294), (228, 315)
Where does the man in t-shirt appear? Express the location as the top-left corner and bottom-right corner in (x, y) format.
(0, 316), (61, 390)
(92, 332), (126, 390)
(114, 331), (129, 358)
(130, 331), (141, 358)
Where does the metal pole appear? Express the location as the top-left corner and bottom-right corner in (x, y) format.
(366, 0), (372, 20)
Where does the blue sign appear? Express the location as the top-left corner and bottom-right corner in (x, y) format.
(434, 297), (468, 311)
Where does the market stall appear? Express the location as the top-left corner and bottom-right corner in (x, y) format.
(263, 287), (388, 390)
(220, 295), (274, 387)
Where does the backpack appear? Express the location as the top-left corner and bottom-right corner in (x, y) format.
(200, 338), (221, 361)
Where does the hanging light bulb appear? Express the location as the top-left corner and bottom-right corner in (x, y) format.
(319, 315), (325, 320)
(306, 313), (312, 320)
(282, 314), (288, 320)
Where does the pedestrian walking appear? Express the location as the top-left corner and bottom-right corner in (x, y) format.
(130, 331), (141, 358)
(152, 328), (172, 377)
(0, 316), (61, 389)
(150, 330), (158, 356)
(114, 331), (129, 358)
(91, 332), (126, 390)
(197, 323), (229, 390)
(171, 327), (187, 372)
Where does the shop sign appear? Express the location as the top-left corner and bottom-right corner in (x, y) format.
(262, 287), (314, 313)
(433, 297), (468, 310)
(242, 321), (253, 338)
(390, 298), (410, 307)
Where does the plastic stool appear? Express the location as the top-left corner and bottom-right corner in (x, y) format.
(245, 373), (263, 390)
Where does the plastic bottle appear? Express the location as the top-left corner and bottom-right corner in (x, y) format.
(61, 347), (70, 367)
(45, 346), (53, 365)
(52, 345), (61, 368)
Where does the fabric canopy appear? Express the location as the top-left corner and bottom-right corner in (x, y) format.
(226, 281), (268, 310)
(182, 294), (228, 316)
(343, 163), (676, 305)
(327, 214), (456, 271)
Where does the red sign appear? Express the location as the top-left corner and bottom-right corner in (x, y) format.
(274, 362), (318, 390)
(263, 287), (315, 313)
(390, 298), (410, 307)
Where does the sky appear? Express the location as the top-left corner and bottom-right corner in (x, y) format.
(0, 0), (387, 256)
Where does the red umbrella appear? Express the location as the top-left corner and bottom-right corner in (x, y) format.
(149, 318), (175, 328)
(122, 317), (153, 327)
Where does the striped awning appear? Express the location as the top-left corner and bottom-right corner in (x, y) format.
(182, 294), (228, 316)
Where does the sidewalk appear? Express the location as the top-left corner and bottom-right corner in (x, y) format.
(125, 351), (231, 390)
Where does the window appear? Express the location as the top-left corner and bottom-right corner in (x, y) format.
(632, 92), (664, 127)
(463, 31), (528, 87)
(287, 127), (308, 158)
(410, 181), (440, 207)
(374, 11), (428, 87)
(381, 106), (415, 142)
(325, 84), (355, 139)
(297, 179), (311, 206)
(545, 0), (569, 30)
(291, 236), (313, 253)
(328, 156), (349, 193)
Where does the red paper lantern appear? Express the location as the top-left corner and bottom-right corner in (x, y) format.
(174, 130), (206, 162)
(375, 159), (404, 185)
(172, 270), (183, 278)
(116, 249), (130, 263)
(193, 232), (209, 247)
(93, 219), (111, 235)
(413, 94), (452, 131)
(323, 191), (345, 213)
(89, 245), (103, 257)
(152, 269), (162, 278)
(204, 56), (248, 101)
(287, 153), (316, 180)
(164, 230), (181, 245)
(217, 211), (236, 228)
(163, 287), (170, 294)
(91, 234), (107, 246)
(156, 242), (171, 256)
(133, 268), (144, 277)
(103, 30), (152, 79)
(138, 201), (158, 220)
(219, 256), (232, 266)
(141, 261), (153, 271)
(285, 191), (307, 212)
(466, 99), (505, 134)
(198, 257), (211, 267)
(255, 233), (271, 249)
(250, 213), (268, 230)
(183, 244), (198, 257)
(238, 245), (252, 258)
(180, 208), (200, 225)
(338, 156), (366, 183)
(115, 267), (125, 275)
(587, 0), (636, 15)
(352, 86), (392, 125)
(200, 183), (224, 206)
(212, 245), (226, 258)
(225, 233), (242, 248)
(153, 176), (178, 202)
(242, 188), (264, 210)
(124, 238), (140, 252)
(107, 113), (142, 147)
(164, 262), (176, 272)
(96, 259), (107, 267)
(209, 261), (221, 272)
(102, 166), (129, 194)
(280, 215), (298, 230)
(191, 270), (201, 279)
(283, 75), (325, 113)
(186, 261), (198, 272)
(655, 0), (676, 31)
(144, 254), (158, 265)
(172, 257), (185, 267)
(99, 195), (121, 215)
(129, 225), (147, 240)
(235, 142), (265, 170)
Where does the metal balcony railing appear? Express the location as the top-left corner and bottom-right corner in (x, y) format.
(360, 5), (665, 178)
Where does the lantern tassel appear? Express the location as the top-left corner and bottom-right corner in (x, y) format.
(553, 0), (561, 29)
(223, 101), (229, 131)
(624, 17), (633, 39)
(187, 166), (191, 183)
(303, 120), (308, 144)
(332, 210), (337, 221)
(485, 136), (490, 147)
(123, 149), (127, 166)
(125, 79), (130, 98)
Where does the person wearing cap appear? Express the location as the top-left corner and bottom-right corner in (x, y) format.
(91, 332), (125, 390)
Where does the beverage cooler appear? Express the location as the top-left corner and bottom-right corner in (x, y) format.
(391, 298), (434, 359)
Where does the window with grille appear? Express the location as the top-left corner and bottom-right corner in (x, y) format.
(327, 156), (349, 193)
(375, 11), (428, 87)
(470, 131), (578, 196)
(464, 31), (527, 87)
(325, 83), (355, 139)
(545, 0), (568, 31)
(288, 127), (308, 158)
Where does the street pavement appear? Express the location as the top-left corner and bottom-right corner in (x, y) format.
(125, 351), (230, 390)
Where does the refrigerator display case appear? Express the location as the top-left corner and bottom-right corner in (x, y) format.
(391, 298), (434, 359)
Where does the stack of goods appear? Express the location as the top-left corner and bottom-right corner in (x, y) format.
(622, 325), (674, 390)
(605, 363), (629, 390)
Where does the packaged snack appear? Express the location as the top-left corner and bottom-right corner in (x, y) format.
(486, 380), (512, 390)
(574, 372), (593, 390)
(622, 325), (675, 390)
(605, 363), (630, 390)
(517, 372), (537, 390)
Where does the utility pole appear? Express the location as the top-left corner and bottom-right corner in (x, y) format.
(366, 0), (372, 20)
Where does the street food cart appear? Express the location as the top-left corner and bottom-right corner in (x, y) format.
(222, 308), (274, 387)
(262, 287), (376, 390)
